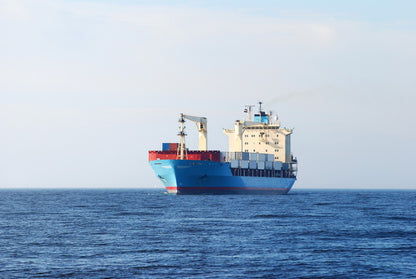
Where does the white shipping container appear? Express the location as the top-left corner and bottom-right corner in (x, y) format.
(265, 161), (273, 170)
(274, 161), (282, 170)
(229, 152), (236, 160)
(240, 160), (249, 169)
(258, 153), (267, 161)
(249, 161), (257, 169)
(235, 152), (242, 160)
(249, 153), (258, 160)
(230, 160), (239, 168)
(266, 154), (274, 162)
(258, 161), (265, 170)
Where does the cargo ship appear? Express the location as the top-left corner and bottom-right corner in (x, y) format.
(149, 102), (297, 194)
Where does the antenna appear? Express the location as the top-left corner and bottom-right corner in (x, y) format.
(259, 101), (263, 113)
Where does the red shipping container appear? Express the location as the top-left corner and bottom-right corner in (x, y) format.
(149, 150), (222, 162)
(169, 143), (179, 151)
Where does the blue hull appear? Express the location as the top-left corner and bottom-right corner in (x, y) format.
(149, 160), (296, 195)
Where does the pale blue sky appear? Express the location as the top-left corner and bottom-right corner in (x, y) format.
(1, 0), (415, 188)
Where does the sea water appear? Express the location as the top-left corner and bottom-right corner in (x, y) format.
(0, 189), (415, 278)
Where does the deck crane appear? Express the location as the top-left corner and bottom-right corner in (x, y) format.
(180, 113), (208, 151)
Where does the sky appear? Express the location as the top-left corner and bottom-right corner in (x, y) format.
(1, 0), (415, 189)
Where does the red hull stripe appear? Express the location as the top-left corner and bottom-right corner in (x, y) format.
(166, 186), (289, 191)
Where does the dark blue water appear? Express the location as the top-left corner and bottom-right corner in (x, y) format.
(0, 189), (415, 278)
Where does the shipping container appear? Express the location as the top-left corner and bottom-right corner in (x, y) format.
(249, 161), (257, 169)
(162, 143), (179, 151)
(258, 161), (265, 170)
(211, 151), (221, 162)
(249, 153), (258, 160)
(231, 160), (239, 168)
(240, 160), (249, 169)
(258, 153), (267, 161)
(282, 163), (289, 171)
(162, 143), (170, 151)
(265, 161), (273, 170)
(149, 150), (177, 161)
(266, 154), (274, 162)
(149, 150), (221, 162)
(241, 152), (250, 160)
(169, 143), (179, 151)
(187, 153), (201, 161)
(274, 161), (282, 170)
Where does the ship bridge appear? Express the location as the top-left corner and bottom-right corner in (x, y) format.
(223, 102), (294, 164)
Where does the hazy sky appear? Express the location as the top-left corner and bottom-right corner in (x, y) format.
(1, 0), (415, 189)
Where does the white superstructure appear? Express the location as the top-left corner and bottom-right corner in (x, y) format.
(223, 102), (294, 164)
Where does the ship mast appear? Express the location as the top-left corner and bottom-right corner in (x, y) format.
(258, 101), (263, 123)
(177, 113), (187, 160)
(244, 105), (255, 121)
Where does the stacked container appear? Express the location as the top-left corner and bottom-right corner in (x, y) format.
(240, 160), (249, 169)
(249, 161), (257, 169)
(162, 143), (179, 151)
(274, 161), (282, 170)
(221, 151), (284, 171)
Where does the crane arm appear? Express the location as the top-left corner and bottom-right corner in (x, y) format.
(183, 115), (207, 127)
(181, 114), (208, 151)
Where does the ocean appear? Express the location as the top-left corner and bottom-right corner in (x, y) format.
(0, 189), (415, 278)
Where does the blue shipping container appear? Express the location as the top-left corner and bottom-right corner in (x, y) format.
(162, 143), (170, 151)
